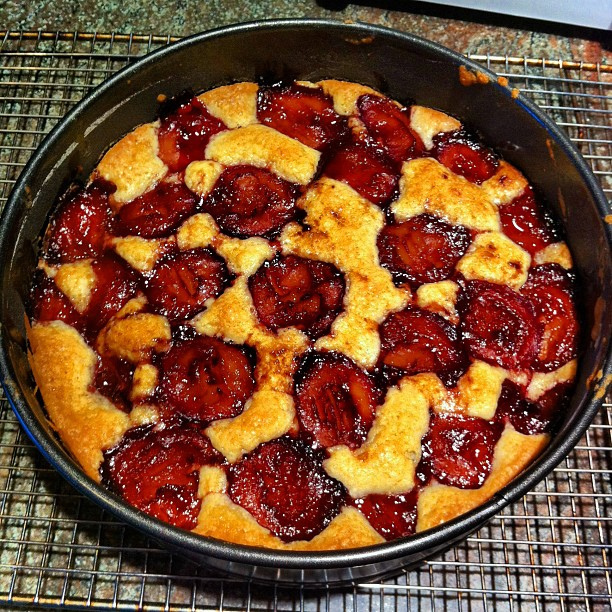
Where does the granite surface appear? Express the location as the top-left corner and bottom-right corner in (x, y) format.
(1, 0), (610, 65)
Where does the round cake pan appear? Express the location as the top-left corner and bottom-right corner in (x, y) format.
(0, 19), (610, 587)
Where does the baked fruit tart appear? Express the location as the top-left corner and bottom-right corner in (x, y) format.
(26, 79), (580, 550)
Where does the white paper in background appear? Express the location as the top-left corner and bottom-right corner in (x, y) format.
(413, 0), (612, 30)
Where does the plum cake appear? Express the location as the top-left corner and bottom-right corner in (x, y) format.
(26, 79), (580, 550)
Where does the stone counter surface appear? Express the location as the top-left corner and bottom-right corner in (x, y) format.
(1, 0), (610, 64)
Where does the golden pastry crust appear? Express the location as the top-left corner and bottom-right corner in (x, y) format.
(194, 493), (284, 548)
(456, 231), (531, 290)
(194, 494), (384, 550)
(416, 280), (459, 323)
(456, 360), (507, 420)
(27, 321), (130, 480)
(194, 278), (308, 461)
(324, 376), (431, 497)
(177, 213), (275, 276)
(409, 105), (461, 150)
(290, 507), (384, 550)
(53, 260), (96, 312)
(184, 160), (224, 197)
(281, 178), (408, 368)
(112, 235), (174, 272)
(129, 364), (159, 401)
(392, 158), (501, 231)
(97, 123), (167, 205)
(96, 313), (171, 363)
(198, 466), (228, 497)
(527, 360), (577, 401)
(127, 403), (159, 427)
(481, 161), (529, 206)
(534, 242), (573, 269)
(206, 124), (320, 185)
(197, 82), (258, 128)
(27, 79), (577, 551)
(317, 79), (382, 115)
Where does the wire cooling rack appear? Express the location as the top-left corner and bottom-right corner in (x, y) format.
(0, 30), (610, 611)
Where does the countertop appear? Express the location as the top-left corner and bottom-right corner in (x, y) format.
(1, 0), (610, 65)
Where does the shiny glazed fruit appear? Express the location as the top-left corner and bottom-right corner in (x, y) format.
(496, 379), (572, 435)
(204, 164), (298, 238)
(379, 306), (467, 382)
(294, 352), (381, 449)
(377, 213), (471, 286)
(145, 248), (230, 322)
(459, 280), (540, 370)
(101, 420), (223, 530)
(158, 335), (255, 423)
(499, 187), (558, 255)
(92, 353), (134, 411)
(228, 437), (346, 542)
(357, 94), (423, 163)
(87, 254), (140, 334)
(44, 180), (114, 264)
(351, 489), (419, 540)
(521, 264), (579, 372)
(249, 255), (345, 339)
(324, 140), (399, 206)
(158, 95), (226, 172)
(420, 414), (503, 489)
(433, 129), (499, 183)
(116, 180), (198, 238)
(257, 82), (346, 150)
(28, 269), (84, 330)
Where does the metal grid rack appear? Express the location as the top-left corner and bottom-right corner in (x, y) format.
(0, 30), (610, 611)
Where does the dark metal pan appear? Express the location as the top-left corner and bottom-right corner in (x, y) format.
(0, 19), (610, 587)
